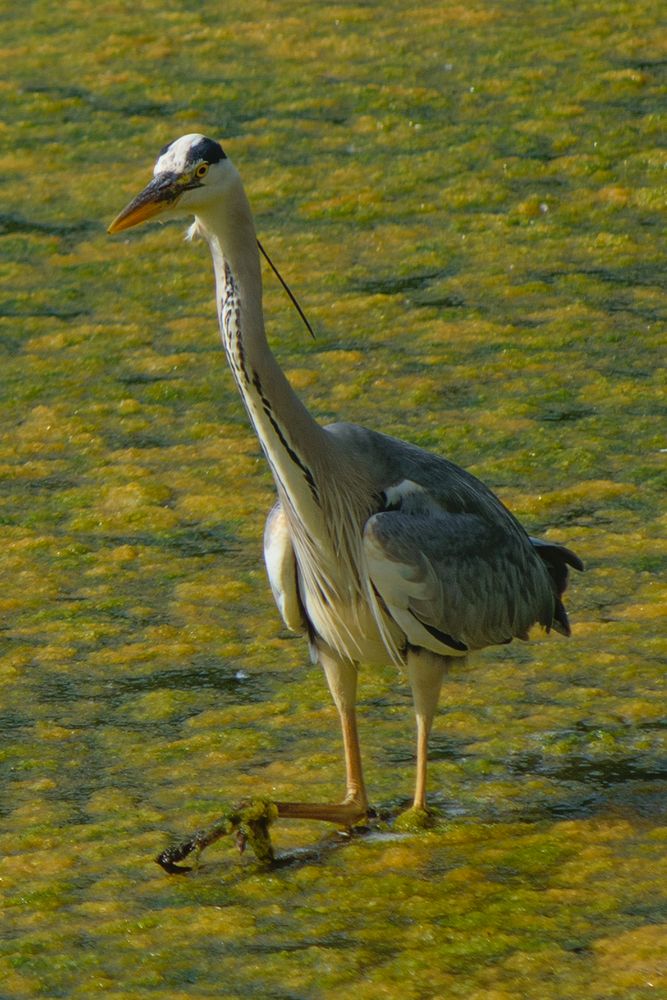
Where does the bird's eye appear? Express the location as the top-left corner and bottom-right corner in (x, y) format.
(195, 163), (209, 179)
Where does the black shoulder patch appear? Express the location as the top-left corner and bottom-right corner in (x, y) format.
(417, 617), (469, 652)
(186, 137), (226, 166)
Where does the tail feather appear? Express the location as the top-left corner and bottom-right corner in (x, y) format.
(552, 596), (572, 637)
(530, 537), (583, 636)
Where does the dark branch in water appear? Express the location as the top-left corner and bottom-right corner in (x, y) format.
(155, 799), (278, 873)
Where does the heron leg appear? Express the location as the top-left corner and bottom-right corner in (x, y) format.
(406, 648), (447, 811)
(320, 650), (367, 808)
(275, 648), (368, 826)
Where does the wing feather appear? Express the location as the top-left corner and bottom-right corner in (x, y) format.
(264, 502), (306, 633)
(363, 481), (556, 656)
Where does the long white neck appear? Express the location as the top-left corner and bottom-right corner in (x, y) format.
(195, 170), (331, 518)
(193, 168), (372, 601)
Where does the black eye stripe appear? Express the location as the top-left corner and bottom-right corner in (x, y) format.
(158, 137), (226, 168)
(185, 137), (226, 166)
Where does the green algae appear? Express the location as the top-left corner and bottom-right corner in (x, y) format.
(1, 0), (666, 996)
(393, 806), (436, 832)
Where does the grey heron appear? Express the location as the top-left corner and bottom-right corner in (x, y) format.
(109, 134), (582, 829)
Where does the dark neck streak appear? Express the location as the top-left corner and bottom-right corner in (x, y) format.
(201, 188), (374, 616)
(219, 260), (321, 510)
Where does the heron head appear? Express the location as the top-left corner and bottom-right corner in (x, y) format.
(108, 134), (231, 233)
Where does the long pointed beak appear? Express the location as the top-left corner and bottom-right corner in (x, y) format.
(108, 174), (181, 234)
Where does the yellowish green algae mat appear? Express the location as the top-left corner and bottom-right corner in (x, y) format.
(1, 0), (665, 996)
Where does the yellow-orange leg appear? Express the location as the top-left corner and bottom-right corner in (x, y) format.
(275, 649), (368, 826)
(406, 648), (448, 811)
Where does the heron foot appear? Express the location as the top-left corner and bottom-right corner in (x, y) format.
(274, 797), (368, 828)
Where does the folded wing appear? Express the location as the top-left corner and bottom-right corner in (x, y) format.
(363, 479), (567, 657)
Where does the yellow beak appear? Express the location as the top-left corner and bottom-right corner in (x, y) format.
(108, 175), (180, 234)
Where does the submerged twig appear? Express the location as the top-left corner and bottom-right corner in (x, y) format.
(155, 798), (278, 874)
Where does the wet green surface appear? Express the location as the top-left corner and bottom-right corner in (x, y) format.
(1, 0), (666, 996)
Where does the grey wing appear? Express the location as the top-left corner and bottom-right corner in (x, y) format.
(325, 423), (581, 655)
(264, 502), (306, 633)
(363, 485), (556, 657)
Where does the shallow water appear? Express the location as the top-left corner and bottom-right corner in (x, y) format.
(1, 0), (665, 997)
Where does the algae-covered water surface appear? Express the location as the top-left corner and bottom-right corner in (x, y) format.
(1, 0), (665, 996)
